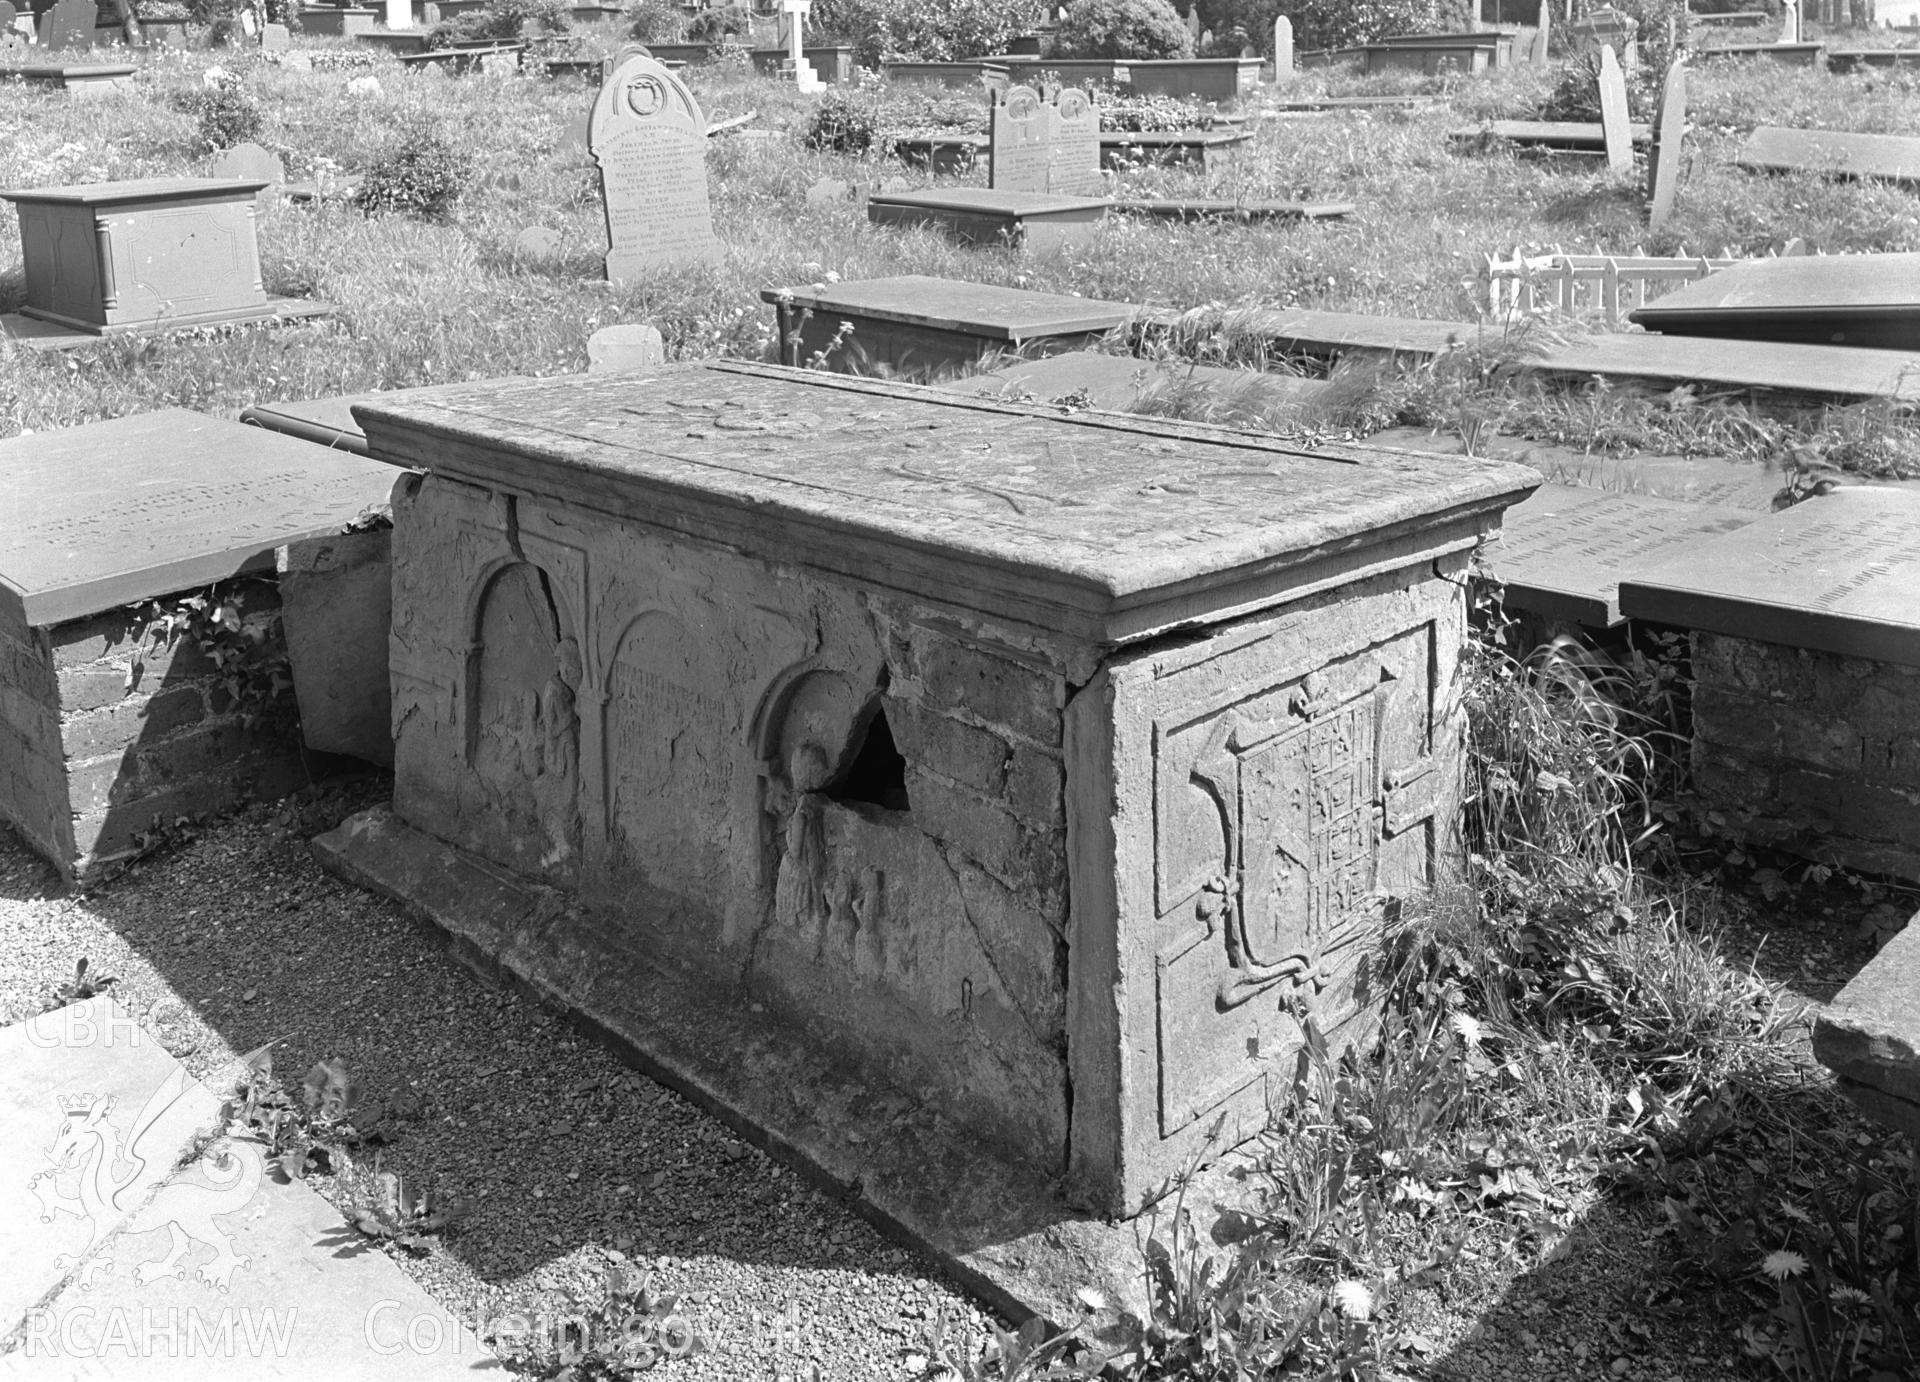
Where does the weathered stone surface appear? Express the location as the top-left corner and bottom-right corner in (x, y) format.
(1049, 87), (1103, 196)
(0, 410), (399, 628)
(1486, 483), (1756, 626)
(334, 363), (1532, 1228)
(1620, 488), (1920, 667)
(938, 350), (1331, 417)
(1630, 251), (1920, 351)
(764, 274), (1140, 376)
(589, 48), (721, 279)
(586, 321), (666, 371)
(1599, 43), (1631, 172)
(989, 83), (1050, 193)
(278, 526), (395, 767)
(1815, 909), (1920, 1126)
(1648, 57), (1686, 227)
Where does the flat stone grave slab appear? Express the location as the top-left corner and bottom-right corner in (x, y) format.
(1629, 251), (1920, 350)
(1, 409), (399, 628)
(1270, 94), (1440, 110)
(396, 39), (523, 72)
(238, 377), (546, 456)
(0, 997), (221, 1339)
(1447, 119), (1651, 151)
(0, 61), (134, 93)
(1737, 125), (1920, 189)
(320, 360), (1535, 1329)
(866, 188), (1111, 253)
(1523, 448), (1785, 510)
(887, 131), (986, 175)
(0, 178), (332, 345)
(764, 273), (1143, 377)
(1813, 906), (1920, 1138)
(881, 59), (1009, 89)
(1232, 308), (1920, 404)
(1108, 197), (1355, 221)
(1, 999), (493, 1378)
(935, 349), (1332, 413)
(1700, 40), (1825, 63)
(1485, 482), (1756, 626)
(1827, 48), (1920, 72)
(1099, 128), (1251, 171)
(297, 2), (375, 32)
(1619, 488), (1920, 666)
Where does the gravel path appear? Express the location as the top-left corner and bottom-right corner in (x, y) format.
(0, 777), (995, 1378)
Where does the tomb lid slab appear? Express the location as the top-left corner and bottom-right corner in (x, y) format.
(867, 188), (1110, 217)
(1487, 482), (1757, 625)
(351, 361), (1539, 644)
(0, 176), (268, 206)
(1618, 488), (1920, 666)
(1737, 125), (1920, 187)
(1629, 252), (1920, 347)
(1, 409), (402, 627)
(762, 274), (1143, 342)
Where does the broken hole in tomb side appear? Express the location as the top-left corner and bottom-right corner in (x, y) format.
(827, 706), (911, 814)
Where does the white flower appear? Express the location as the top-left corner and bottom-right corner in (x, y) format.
(1761, 1249), (1808, 1281)
(1332, 1280), (1373, 1320)
(1450, 1012), (1484, 1048)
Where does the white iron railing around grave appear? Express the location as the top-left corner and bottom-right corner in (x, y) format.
(1484, 239), (1813, 326)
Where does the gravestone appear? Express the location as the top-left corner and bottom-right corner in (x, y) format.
(867, 188), (1109, 256)
(1048, 87), (1102, 196)
(1629, 252), (1920, 351)
(385, 0), (411, 27)
(586, 321), (665, 370)
(260, 19), (288, 47)
(0, 411), (398, 877)
(805, 174), (852, 205)
(39, 0), (92, 48)
(989, 84), (1051, 193)
(1647, 58), (1686, 229)
(238, 6), (255, 34)
(1273, 14), (1292, 77)
(513, 224), (562, 260)
(0, 178), (331, 338)
(1530, 0), (1550, 65)
(589, 47), (722, 280)
(1779, 0), (1799, 41)
(325, 361), (1536, 1255)
(212, 140), (288, 191)
(1598, 44), (1631, 173)
(1487, 483), (1756, 626)
(1737, 126), (1920, 190)
(778, 0), (821, 90)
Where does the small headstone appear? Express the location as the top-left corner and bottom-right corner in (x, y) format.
(0, 1), (18, 33)
(202, 64), (234, 86)
(1183, 4), (1200, 43)
(586, 321), (666, 371)
(1048, 87), (1102, 197)
(347, 73), (383, 97)
(514, 225), (562, 260)
(212, 140), (288, 189)
(1597, 45), (1631, 174)
(1779, 0), (1798, 43)
(1273, 15), (1292, 79)
(805, 175), (851, 206)
(260, 20), (289, 48)
(989, 84), (1050, 194)
(385, 0), (411, 27)
(1531, 1), (1550, 65)
(239, 6), (256, 34)
(1648, 58), (1686, 229)
(590, 47), (723, 279)
(40, 0), (93, 49)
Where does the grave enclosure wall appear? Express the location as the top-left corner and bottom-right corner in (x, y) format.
(1690, 635), (1920, 881)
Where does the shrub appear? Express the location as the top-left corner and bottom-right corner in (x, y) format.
(427, 0), (569, 44)
(181, 79), (264, 151)
(135, 0), (191, 18)
(1282, 0), (1468, 52)
(354, 123), (473, 219)
(809, 0), (1039, 66)
(624, 0), (681, 42)
(684, 2), (749, 43)
(803, 88), (878, 151)
(1051, 0), (1194, 61)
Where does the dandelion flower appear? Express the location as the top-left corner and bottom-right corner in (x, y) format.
(1450, 1012), (1484, 1048)
(1829, 1285), (1871, 1306)
(1332, 1280), (1373, 1320)
(1761, 1250), (1808, 1281)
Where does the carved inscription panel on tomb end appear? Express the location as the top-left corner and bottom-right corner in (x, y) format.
(1149, 621), (1440, 1138)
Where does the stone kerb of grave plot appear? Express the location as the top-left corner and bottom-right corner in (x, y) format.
(318, 363), (1538, 1311)
(0, 178), (333, 347)
(590, 47), (721, 279)
(0, 411), (400, 880)
(1619, 489), (1920, 883)
(1814, 904), (1920, 1142)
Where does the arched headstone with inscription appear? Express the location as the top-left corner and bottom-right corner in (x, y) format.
(589, 47), (722, 279)
(989, 84), (1050, 193)
(1048, 88), (1102, 196)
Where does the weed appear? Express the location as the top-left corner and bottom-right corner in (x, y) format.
(180, 77), (264, 152)
(337, 1154), (469, 1251)
(355, 121), (474, 220)
(134, 578), (298, 738)
(40, 957), (118, 1014)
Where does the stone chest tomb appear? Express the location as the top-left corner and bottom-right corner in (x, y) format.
(325, 363), (1535, 1284)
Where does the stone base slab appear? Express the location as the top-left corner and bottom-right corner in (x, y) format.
(1815, 908), (1920, 1139)
(0, 299), (333, 352)
(313, 802), (1253, 1339)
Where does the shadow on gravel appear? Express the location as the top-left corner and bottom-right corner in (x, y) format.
(2, 783), (941, 1301)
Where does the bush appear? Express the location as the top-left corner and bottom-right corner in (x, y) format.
(1051, 0), (1193, 61)
(1282, 0), (1468, 52)
(426, 0), (569, 44)
(180, 79), (263, 151)
(136, 0), (191, 18)
(354, 123), (473, 219)
(624, 0), (681, 42)
(809, 0), (1039, 66)
(684, 2), (749, 43)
